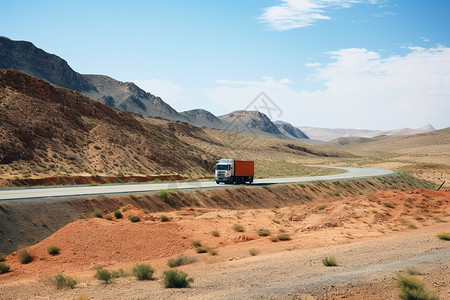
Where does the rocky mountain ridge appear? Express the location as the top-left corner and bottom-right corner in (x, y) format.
(0, 36), (307, 141)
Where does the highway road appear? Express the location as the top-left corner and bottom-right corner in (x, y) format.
(0, 166), (395, 201)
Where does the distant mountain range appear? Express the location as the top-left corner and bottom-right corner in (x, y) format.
(298, 125), (436, 141)
(0, 36), (309, 141)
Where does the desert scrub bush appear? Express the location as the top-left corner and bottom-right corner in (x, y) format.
(19, 249), (33, 264)
(233, 224), (245, 232)
(92, 209), (103, 218)
(95, 269), (113, 283)
(277, 233), (291, 241)
(322, 256), (337, 267)
(160, 215), (169, 222)
(128, 215), (140, 222)
(208, 248), (218, 256)
(129, 194), (137, 200)
(0, 263), (10, 274)
(436, 232), (450, 240)
(249, 248), (259, 256)
(105, 215), (113, 220)
(298, 183), (305, 188)
(257, 228), (271, 236)
(132, 264), (154, 280)
(157, 190), (169, 201)
(211, 230), (220, 237)
(195, 246), (208, 253)
(0, 254), (5, 262)
(191, 240), (212, 254)
(161, 269), (193, 288)
(47, 246), (60, 255)
(397, 274), (437, 300)
(111, 268), (129, 278)
(406, 222), (417, 229)
(317, 205), (327, 211)
(49, 273), (77, 289)
(192, 240), (202, 248)
(384, 202), (395, 208)
(114, 210), (122, 219)
(122, 205), (129, 212)
(168, 254), (186, 268)
(270, 236), (279, 242)
(433, 216), (446, 223)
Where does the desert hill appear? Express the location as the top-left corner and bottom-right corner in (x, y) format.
(299, 124), (436, 141)
(180, 108), (224, 129)
(0, 69), (215, 178)
(330, 126), (450, 153)
(273, 120), (309, 140)
(218, 110), (285, 137)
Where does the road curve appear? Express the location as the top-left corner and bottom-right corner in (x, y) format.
(0, 166), (395, 201)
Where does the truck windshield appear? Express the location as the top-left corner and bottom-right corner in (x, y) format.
(216, 165), (228, 171)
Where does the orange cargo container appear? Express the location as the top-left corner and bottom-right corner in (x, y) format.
(234, 160), (254, 177)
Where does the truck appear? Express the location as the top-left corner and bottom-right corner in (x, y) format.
(215, 159), (254, 184)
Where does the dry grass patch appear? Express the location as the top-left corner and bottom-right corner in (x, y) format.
(48, 274), (77, 289)
(397, 274), (437, 300)
(249, 248), (259, 256)
(0, 263), (10, 274)
(436, 232), (450, 240)
(233, 224), (245, 232)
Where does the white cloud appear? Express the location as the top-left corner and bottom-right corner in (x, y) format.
(305, 62), (322, 67)
(204, 46), (450, 129)
(132, 78), (185, 106)
(259, 0), (381, 30)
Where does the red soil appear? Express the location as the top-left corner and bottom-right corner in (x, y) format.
(1, 189), (449, 286)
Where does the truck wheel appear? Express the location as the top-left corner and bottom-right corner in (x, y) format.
(216, 181), (220, 184)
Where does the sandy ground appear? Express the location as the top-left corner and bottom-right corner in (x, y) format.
(0, 189), (449, 299)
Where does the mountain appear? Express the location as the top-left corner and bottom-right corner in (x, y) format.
(180, 109), (224, 129)
(0, 36), (309, 141)
(0, 69), (215, 176)
(273, 120), (309, 140)
(218, 110), (286, 137)
(298, 125), (436, 141)
(82, 74), (186, 121)
(0, 36), (95, 92)
(0, 36), (186, 122)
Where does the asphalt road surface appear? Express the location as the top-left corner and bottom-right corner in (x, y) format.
(0, 166), (395, 201)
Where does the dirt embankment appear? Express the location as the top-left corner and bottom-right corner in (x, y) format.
(0, 185), (448, 299)
(1, 174), (186, 187)
(0, 174), (434, 255)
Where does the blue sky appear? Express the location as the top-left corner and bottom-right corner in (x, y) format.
(2, 0), (450, 130)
